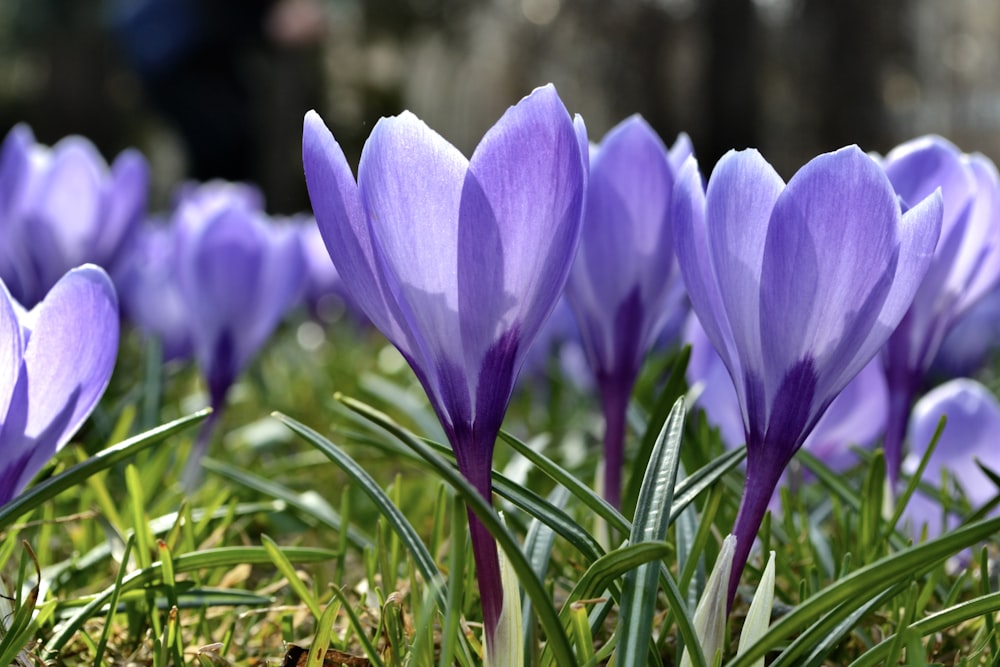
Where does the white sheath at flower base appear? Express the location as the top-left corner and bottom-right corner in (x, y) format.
(737, 550), (775, 667)
(680, 534), (737, 667)
(485, 512), (524, 667)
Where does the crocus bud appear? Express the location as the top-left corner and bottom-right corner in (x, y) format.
(680, 534), (737, 667)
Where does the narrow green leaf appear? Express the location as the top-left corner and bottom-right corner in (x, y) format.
(203, 457), (371, 549)
(307, 597), (343, 667)
(0, 409), (210, 532)
(617, 397), (700, 667)
(272, 413), (447, 607)
(847, 592), (1000, 667)
(335, 394), (577, 667)
(43, 545), (336, 655)
(328, 584), (387, 667)
(262, 534), (323, 619)
(724, 515), (1000, 667)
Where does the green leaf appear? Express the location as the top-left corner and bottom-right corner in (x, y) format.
(0, 409), (211, 533)
(724, 515), (1000, 667)
(847, 592), (1000, 667)
(44, 545), (337, 655)
(616, 397), (702, 667)
(335, 394), (577, 667)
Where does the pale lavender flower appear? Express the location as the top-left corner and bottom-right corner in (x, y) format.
(302, 84), (586, 652)
(673, 145), (942, 605)
(172, 182), (306, 482)
(565, 116), (688, 508)
(931, 289), (1000, 378)
(0, 124), (148, 307)
(901, 378), (1000, 540)
(0, 265), (119, 506)
(880, 137), (1000, 483)
(685, 313), (888, 481)
(115, 221), (193, 362)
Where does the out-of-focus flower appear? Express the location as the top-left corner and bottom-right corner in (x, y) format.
(294, 217), (365, 325)
(0, 265), (119, 506)
(673, 145), (942, 605)
(303, 84), (586, 656)
(0, 124), (148, 307)
(565, 116), (688, 508)
(931, 289), (1000, 378)
(880, 137), (1000, 483)
(172, 182), (305, 481)
(115, 221), (193, 362)
(684, 313), (888, 476)
(901, 378), (1000, 540)
(175, 182), (305, 409)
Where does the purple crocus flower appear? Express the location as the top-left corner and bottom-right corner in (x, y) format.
(880, 137), (1000, 484)
(673, 145), (943, 605)
(115, 221), (193, 363)
(0, 264), (119, 506)
(931, 288), (1000, 378)
(685, 313), (888, 482)
(900, 378), (1000, 541)
(302, 84), (586, 653)
(565, 116), (689, 508)
(294, 218), (366, 325)
(172, 182), (306, 480)
(0, 124), (149, 308)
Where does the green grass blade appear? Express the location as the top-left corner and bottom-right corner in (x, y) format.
(272, 412), (447, 606)
(43, 545), (337, 655)
(616, 397), (701, 667)
(306, 595), (343, 667)
(202, 456), (371, 549)
(498, 429), (631, 535)
(93, 534), (136, 665)
(780, 582), (904, 667)
(0, 409), (211, 532)
(262, 534), (323, 618)
(724, 515), (1000, 667)
(336, 394), (577, 667)
(847, 592), (1000, 667)
(328, 584), (387, 667)
(491, 471), (604, 564)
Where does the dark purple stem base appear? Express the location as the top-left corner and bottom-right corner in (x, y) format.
(727, 454), (784, 610)
(600, 382), (631, 511)
(457, 458), (503, 653)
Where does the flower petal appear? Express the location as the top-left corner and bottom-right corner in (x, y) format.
(674, 156), (731, 370)
(98, 148), (149, 263)
(358, 110), (468, 382)
(13, 265), (118, 492)
(458, 83), (585, 379)
(907, 378), (1000, 507)
(760, 146), (903, 397)
(0, 280), (23, 421)
(302, 111), (401, 342)
(706, 149), (784, 389)
(572, 116), (673, 354)
(34, 139), (105, 278)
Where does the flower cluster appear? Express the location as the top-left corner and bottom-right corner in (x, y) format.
(3, 81), (999, 661)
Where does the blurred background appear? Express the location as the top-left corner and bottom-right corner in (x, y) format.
(2, 0), (997, 214)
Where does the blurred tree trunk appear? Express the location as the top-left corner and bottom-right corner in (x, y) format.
(801, 0), (912, 154)
(703, 0), (759, 169)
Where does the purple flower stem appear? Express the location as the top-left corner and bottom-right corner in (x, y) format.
(600, 379), (632, 511)
(456, 456), (504, 653)
(883, 388), (915, 490)
(727, 453), (784, 610)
